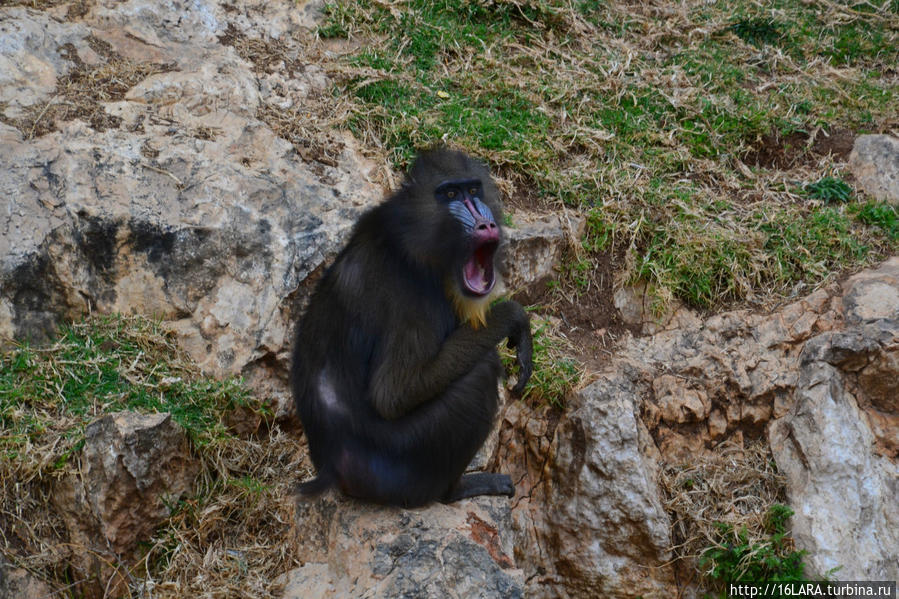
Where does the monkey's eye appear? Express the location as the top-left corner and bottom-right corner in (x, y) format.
(435, 178), (481, 203)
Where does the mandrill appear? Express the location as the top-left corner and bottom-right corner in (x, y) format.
(291, 147), (532, 507)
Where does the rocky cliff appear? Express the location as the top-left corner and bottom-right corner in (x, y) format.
(1, 1), (897, 598)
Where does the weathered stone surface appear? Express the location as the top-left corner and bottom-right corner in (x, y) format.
(82, 411), (199, 552)
(849, 134), (899, 204)
(540, 378), (675, 598)
(52, 412), (199, 597)
(503, 211), (584, 294)
(837, 259), (899, 458)
(285, 492), (523, 598)
(0, 0), (382, 387)
(0, 9), (93, 118)
(618, 280), (848, 446)
(494, 372), (675, 599)
(769, 358), (899, 581)
(652, 373), (711, 424)
(808, 318), (899, 459)
(0, 117), (378, 378)
(842, 256), (899, 324)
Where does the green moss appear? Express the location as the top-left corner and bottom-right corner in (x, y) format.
(0, 314), (265, 462)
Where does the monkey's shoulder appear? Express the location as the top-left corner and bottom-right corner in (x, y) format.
(328, 224), (440, 292)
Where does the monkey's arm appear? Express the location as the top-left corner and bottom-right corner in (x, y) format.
(371, 300), (532, 420)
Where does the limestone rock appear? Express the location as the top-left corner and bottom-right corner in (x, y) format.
(285, 492), (523, 598)
(858, 328), (899, 415)
(0, 9), (93, 119)
(503, 211), (584, 295)
(849, 134), (899, 204)
(626, 305), (808, 439)
(652, 373), (711, 424)
(82, 411), (199, 552)
(842, 256), (899, 324)
(827, 318), (899, 459)
(52, 412), (199, 597)
(769, 359), (898, 581)
(0, 0), (383, 386)
(495, 375), (675, 599)
(840, 258), (899, 457)
(489, 400), (556, 591)
(544, 379), (675, 598)
(767, 260), (899, 580)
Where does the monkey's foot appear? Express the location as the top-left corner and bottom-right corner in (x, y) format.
(441, 472), (514, 503)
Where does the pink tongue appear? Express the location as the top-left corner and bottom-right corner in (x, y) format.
(465, 257), (487, 292)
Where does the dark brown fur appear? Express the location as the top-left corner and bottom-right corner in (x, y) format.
(291, 148), (532, 506)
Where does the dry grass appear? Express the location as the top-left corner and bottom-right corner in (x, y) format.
(315, 0), (899, 310)
(0, 315), (301, 598)
(139, 430), (301, 599)
(1, 36), (174, 138)
(659, 441), (791, 584)
(217, 22), (366, 172)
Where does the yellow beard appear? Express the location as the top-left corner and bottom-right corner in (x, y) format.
(447, 278), (501, 329)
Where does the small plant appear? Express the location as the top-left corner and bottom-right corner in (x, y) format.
(805, 176), (852, 203)
(700, 504), (806, 591)
(728, 17), (784, 47)
(583, 208), (617, 253)
(855, 201), (899, 240)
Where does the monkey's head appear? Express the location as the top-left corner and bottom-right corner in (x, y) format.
(399, 148), (505, 327)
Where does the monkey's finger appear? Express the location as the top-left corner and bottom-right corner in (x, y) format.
(511, 374), (528, 395)
(511, 354), (533, 394)
(505, 328), (527, 350)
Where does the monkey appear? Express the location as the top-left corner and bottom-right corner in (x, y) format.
(291, 147), (532, 507)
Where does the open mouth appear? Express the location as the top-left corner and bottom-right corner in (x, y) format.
(462, 240), (498, 296)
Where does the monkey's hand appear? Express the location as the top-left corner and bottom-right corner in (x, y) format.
(509, 327), (533, 395)
(502, 301), (533, 395)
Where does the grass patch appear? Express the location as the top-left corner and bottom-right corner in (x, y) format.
(0, 314), (257, 460)
(0, 314), (297, 598)
(502, 315), (583, 407)
(660, 442), (798, 595)
(854, 201), (899, 240)
(758, 205), (869, 286)
(805, 176), (852, 203)
(319, 0), (899, 309)
(701, 504), (807, 593)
